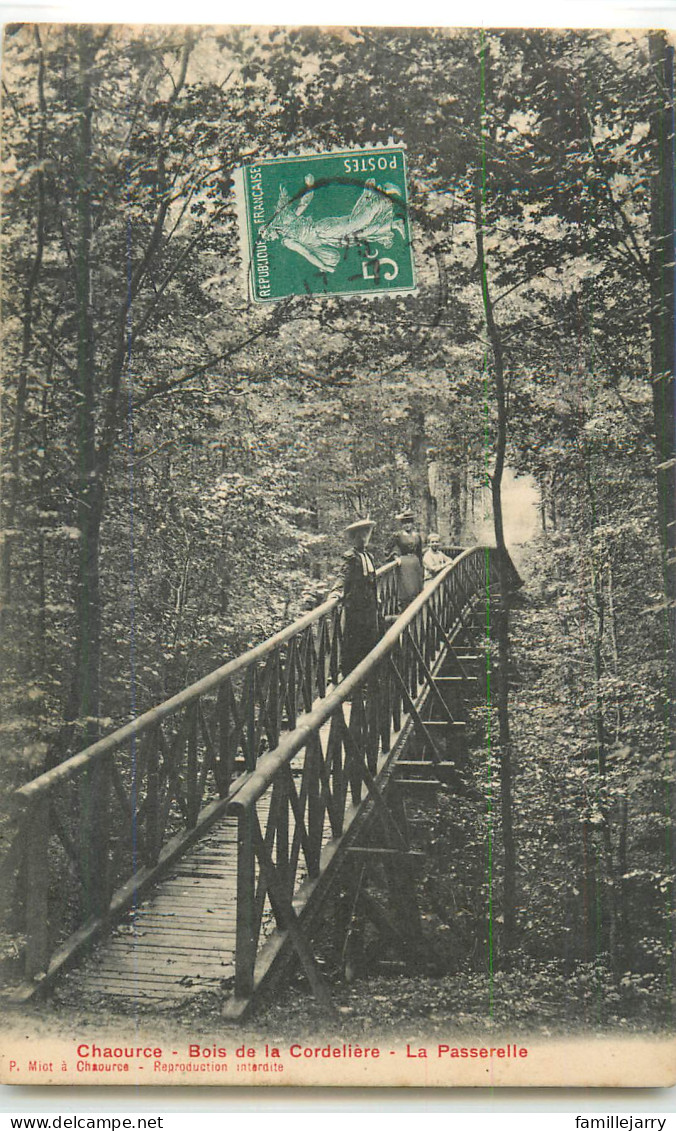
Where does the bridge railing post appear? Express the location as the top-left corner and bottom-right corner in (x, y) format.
(365, 673), (380, 775)
(382, 661), (394, 755)
(329, 606), (342, 686)
(306, 733), (323, 877)
(266, 651), (281, 748)
(186, 702), (200, 828)
(217, 682), (233, 798)
(145, 727), (161, 865)
(81, 756), (112, 919)
(96, 758), (113, 920)
(234, 804), (257, 1001)
(300, 626), (315, 713)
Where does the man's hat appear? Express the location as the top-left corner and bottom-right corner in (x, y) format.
(346, 516), (375, 534)
(397, 509), (415, 523)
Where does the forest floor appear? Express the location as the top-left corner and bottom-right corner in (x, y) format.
(13, 944), (670, 1049)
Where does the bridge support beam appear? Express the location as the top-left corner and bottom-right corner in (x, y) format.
(338, 787), (426, 978)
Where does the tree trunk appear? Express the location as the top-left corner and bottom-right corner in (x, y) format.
(496, 602), (516, 954)
(54, 28), (102, 762)
(550, 482), (558, 531)
(649, 33), (676, 621)
(591, 556), (607, 776)
(472, 118), (519, 953)
(472, 182), (522, 591)
(601, 820), (619, 973)
(618, 798), (630, 965)
(447, 463), (462, 542)
(408, 406), (435, 534)
(473, 41), (522, 951)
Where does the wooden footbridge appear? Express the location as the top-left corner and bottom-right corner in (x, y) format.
(1, 548), (492, 1018)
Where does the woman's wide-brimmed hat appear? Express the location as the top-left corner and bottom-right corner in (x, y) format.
(345, 516), (375, 534)
(396, 509), (415, 523)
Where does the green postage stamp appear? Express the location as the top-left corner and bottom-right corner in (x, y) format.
(236, 147), (417, 302)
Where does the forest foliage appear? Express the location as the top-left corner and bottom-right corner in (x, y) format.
(0, 24), (674, 1003)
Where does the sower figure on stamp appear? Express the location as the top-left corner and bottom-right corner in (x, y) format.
(330, 517), (380, 678)
(389, 509), (424, 611)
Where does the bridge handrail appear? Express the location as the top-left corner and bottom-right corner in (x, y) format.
(226, 545), (491, 1003)
(14, 561), (400, 804)
(230, 548), (478, 813)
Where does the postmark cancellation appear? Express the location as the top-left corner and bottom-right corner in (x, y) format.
(235, 146), (417, 303)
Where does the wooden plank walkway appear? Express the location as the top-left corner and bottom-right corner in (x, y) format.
(60, 716), (343, 1005)
(69, 814), (244, 1002)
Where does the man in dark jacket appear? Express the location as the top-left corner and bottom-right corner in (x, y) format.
(330, 517), (380, 677)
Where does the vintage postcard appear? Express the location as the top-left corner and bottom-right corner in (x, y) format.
(0, 22), (674, 1087)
